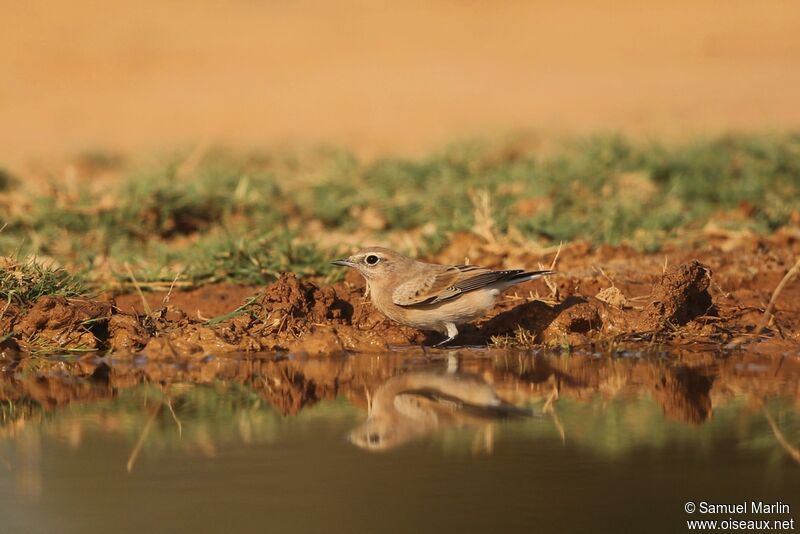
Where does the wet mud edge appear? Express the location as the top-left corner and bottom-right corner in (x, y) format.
(2, 238), (799, 357)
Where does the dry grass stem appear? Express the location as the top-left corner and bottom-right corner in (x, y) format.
(755, 256), (800, 335)
(125, 262), (152, 317)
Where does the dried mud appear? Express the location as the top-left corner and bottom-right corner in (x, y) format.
(2, 233), (799, 358)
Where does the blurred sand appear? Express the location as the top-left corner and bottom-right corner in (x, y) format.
(2, 0), (800, 164)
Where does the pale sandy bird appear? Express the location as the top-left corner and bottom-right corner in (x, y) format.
(332, 247), (552, 346)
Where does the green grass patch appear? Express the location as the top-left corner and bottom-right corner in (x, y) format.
(1, 134), (799, 291)
(0, 257), (89, 307)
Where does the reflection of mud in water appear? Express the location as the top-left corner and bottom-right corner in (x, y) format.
(651, 366), (713, 424)
(349, 371), (530, 452)
(1, 350), (799, 464)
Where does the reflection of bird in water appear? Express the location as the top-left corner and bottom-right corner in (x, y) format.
(349, 370), (530, 452)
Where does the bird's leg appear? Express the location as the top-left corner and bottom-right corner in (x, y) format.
(433, 338), (453, 347)
(433, 323), (459, 347)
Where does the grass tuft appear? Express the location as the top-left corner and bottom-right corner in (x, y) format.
(0, 257), (88, 307)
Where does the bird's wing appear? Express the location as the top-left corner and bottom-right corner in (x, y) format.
(391, 265), (465, 306)
(392, 264), (531, 306)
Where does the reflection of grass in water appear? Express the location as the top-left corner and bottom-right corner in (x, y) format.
(12, 383), (283, 456)
(2, 134), (799, 288)
(500, 396), (800, 461)
(2, 383), (362, 461)
(2, 379), (798, 463)
(292, 397), (362, 422)
(1, 398), (41, 427)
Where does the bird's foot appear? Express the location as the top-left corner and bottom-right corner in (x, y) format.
(432, 323), (459, 348)
(433, 335), (456, 348)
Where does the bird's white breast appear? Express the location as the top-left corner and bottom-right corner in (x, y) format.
(389, 288), (500, 332)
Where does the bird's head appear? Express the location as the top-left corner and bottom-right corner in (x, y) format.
(331, 247), (411, 281)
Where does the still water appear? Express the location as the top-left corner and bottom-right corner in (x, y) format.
(1, 349), (798, 533)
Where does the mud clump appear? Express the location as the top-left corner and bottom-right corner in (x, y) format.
(145, 321), (257, 356)
(12, 296), (111, 351)
(639, 260), (713, 331)
(0, 303), (19, 338)
(543, 299), (604, 343)
(256, 273), (422, 354)
(5, 296), (150, 354)
(107, 315), (149, 352)
(260, 273), (345, 327)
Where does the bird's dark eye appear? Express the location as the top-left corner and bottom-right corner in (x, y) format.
(365, 255), (380, 265)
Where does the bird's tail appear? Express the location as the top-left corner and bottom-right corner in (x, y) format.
(508, 270), (554, 284)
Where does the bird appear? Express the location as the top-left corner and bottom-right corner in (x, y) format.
(331, 246), (553, 346)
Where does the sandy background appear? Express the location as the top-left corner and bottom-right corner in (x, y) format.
(2, 0), (800, 165)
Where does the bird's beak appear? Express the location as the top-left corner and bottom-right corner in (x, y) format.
(331, 258), (354, 267)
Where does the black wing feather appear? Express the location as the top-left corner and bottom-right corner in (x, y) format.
(452, 269), (526, 293)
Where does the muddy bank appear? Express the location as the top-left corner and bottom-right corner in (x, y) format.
(2, 234), (799, 357)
